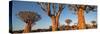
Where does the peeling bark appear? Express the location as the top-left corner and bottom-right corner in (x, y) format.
(51, 16), (56, 31)
(23, 20), (32, 33)
(77, 6), (86, 29)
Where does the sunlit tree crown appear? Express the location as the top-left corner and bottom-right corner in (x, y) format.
(18, 11), (41, 23)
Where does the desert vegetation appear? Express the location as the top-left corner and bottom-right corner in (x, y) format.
(10, 1), (97, 33)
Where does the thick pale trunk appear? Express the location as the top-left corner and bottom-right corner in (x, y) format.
(51, 16), (59, 31)
(55, 16), (59, 30)
(51, 16), (56, 31)
(77, 6), (86, 29)
(47, 4), (63, 31)
(23, 21), (32, 33)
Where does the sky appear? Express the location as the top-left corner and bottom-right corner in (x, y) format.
(11, 1), (97, 31)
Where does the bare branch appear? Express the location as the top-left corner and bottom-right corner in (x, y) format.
(56, 4), (65, 17)
(37, 3), (52, 17)
(47, 3), (52, 17)
(52, 3), (56, 16)
(37, 2), (48, 12)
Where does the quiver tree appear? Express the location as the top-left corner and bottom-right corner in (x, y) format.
(17, 11), (41, 33)
(65, 19), (72, 25)
(37, 2), (65, 31)
(91, 21), (97, 28)
(65, 19), (72, 30)
(68, 4), (97, 29)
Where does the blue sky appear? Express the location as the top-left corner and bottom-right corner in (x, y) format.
(12, 1), (97, 31)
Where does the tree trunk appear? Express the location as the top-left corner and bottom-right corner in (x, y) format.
(23, 21), (32, 33)
(55, 16), (59, 31)
(51, 16), (60, 31)
(51, 16), (56, 31)
(77, 6), (86, 29)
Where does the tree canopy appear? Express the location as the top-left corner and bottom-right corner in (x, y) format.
(17, 11), (41, 24)
(68, 4), (97, 14)
(65, 19), (72, 24)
